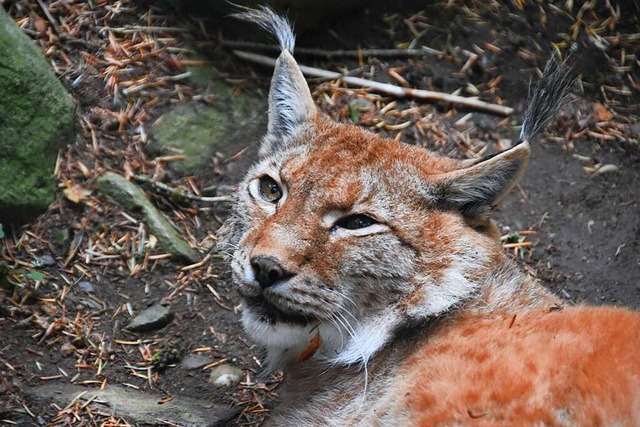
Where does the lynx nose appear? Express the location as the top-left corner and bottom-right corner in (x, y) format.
(250, 255), (287, 289)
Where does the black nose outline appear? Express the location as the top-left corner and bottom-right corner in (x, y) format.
(250, 255), (289, 289)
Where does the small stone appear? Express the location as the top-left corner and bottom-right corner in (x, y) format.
(60, 342), (75, 357)
(77, 281), (94, 293)
(125, 304), (174, 333)
(209, 365), (243, 387)
(181, 354), (213, 370)
(35, 254), (56, 266)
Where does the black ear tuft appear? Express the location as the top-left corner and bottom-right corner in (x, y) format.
(520, 56), (574, 143)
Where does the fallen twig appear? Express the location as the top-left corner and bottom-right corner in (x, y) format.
(134, 175), (233, 203)
(221, 38), (443, 58)
(234, 50), (514, 116)
(100, 26), (189, 34)
(122, 72), (193, 95)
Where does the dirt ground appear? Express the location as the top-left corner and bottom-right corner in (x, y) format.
(1, 1), (638, 426)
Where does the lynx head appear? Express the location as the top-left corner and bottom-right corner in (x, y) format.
(220, 6), (571, 370)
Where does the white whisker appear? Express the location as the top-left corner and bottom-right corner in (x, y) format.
(333, 310), (369, 401)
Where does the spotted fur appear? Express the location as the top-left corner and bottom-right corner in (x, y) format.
(218, 6), (640, 426)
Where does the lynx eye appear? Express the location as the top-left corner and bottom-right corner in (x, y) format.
(336, 214), (377, 230)
(258, 176), (282, 203)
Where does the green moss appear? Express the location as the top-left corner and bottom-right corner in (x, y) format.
(152, 104), (228, 173)
(0, 8), (75, 225)
(96, 173), (199, 262)
(186, 59), (219, 88)
(151, 79), (264, 174)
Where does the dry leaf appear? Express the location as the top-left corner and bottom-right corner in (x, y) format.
(594, 103), (614, 121)
(63, 184), (91, 204)
(297, 331), (322, 361)
(34, 18), (47, 35)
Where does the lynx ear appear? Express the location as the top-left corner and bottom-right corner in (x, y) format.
(436, 142), (530, 220)
(232, 6), (317, 156)
(264, 51), (317, 151)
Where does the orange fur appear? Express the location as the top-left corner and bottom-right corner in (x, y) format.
(399, 307), (640, 426)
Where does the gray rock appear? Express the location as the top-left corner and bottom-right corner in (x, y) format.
(125, 304), (174, 333)
(209, 365), (244, 387)
(34, 254), (56, 267)
(24, 383), (237, 427)
(151, 78), (265, 176)
(96, 173), (199, 262)
(181, 353), (213, 370)
(77, 281), (94, 293)
(0, 8), (75, 225)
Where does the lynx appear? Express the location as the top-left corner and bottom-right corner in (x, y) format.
(219, 6), (640, 426)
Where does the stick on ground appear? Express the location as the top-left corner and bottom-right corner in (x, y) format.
(221, 38), (443, 58)
(234, 50), (514, 116)
(134, 175), (233, 203)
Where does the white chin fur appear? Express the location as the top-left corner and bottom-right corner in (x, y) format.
(243, 308), (343, 371)
(243, 306), (400, 370)
(329, 309), (399, 366)
(242, 308), (316, 350)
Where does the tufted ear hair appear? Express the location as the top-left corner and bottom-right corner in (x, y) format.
(435, 142), (530, 221)
(262, 50), (317, 154)
(434, 55), (572, 222)
(232, 6), (317, 157)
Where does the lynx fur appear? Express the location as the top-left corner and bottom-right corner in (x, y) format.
(219, 6), (640, 426)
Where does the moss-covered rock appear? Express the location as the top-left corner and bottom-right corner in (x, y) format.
(96, 173), (199, 262)
(0, 8), (75, 226)
(151, 78), (265, 175)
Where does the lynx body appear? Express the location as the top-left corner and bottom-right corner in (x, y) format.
(220, 7), (640, 426)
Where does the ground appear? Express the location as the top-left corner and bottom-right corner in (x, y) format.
(0, 1), (638, 426)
